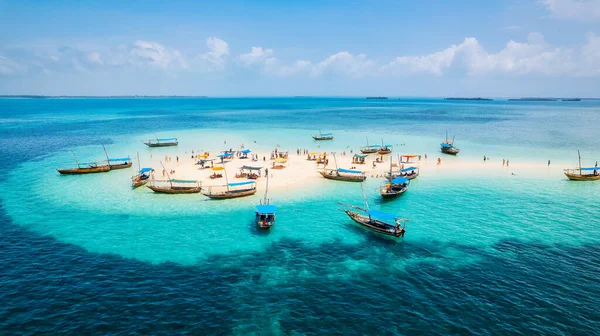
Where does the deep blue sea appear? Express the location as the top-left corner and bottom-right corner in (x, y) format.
(1, 97), (599, 335)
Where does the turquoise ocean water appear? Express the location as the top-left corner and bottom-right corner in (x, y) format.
(0, 97), (599, 334)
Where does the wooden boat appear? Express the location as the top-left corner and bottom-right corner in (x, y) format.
(441, 132), (460, 155)
(202, 164), (257, 199)
(202, 181), (257, 199)
(147, 161), (201, 193)
(132, 168), (152, 188)
(144, 137), (178, 147)
(256, 173), (276, 229)
(319, 154), (366, 182)
(360, 137), (379, 154)
(147, 181), (201, 193)
(132, 153), (152, 188)
(343, 181), (408, 237)
(380, 157), (409, 198)
(385, 166), (419, 180)
(564, 151), (600, 181)
(380, 177), (409, 198)
(57, 165), (110, 175)
(57, 150), (110, 175)
(101, 144), (132, 170)
(312, 128), (334, 140)
(377, 140), (392, 155)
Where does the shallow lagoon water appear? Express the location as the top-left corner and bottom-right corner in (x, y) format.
(0, 97), (599, 334)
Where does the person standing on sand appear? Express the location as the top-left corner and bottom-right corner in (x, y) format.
(265, 168), (268, 177)
(424, 153), (428, 159)
(502, 159), (505, 166)
(507, 159), (510, 167)
(548, 160), (551, 166)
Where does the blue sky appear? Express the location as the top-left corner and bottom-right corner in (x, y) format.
(1, 0), (600, 96)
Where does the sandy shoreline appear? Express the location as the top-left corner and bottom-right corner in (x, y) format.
(138, 143), (581, 195)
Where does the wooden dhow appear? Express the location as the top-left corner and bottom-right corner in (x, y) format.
(441, 131), (460, 155)
(147, 161), (201, 193)
(343, 181), (408, 237)
(57, 150), (110, 175)
(312, 128), (334, 140)
(319, 153), (366, 182)
(564, 150), (600, 181)
(144, 137), (178, 147)
(202, 164), (257, 199)
(256, 173), (276, 229)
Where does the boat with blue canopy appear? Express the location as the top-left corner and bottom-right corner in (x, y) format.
(319, 154), (366, 182)
(100, 145), (132, 170)
(378, 139), (393, 155)
(132, 167), (153, 188)
(131, 152), (152, 188)
(144, 137), (178, 147)
(360, 137), (380, 154)
(202, 165), (257, 199)
(312, 128), (334, 140)
(385, 165), (420, 180)
(256, 173), (276, 229)
(147, 161), (201, 193)
(564, 151), (600, 181)
(381, 157), (409, 198)
(441, 132), (459, 155)
(343, 181), (408, 237)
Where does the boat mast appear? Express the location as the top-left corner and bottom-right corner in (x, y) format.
(223, 164), (230, 192)
(71, 149), (81, 168)
(389, 154), (393, 183)
(360, 180), (370, 211)
(136, 151), (141, 173)
(452, 134), (456, 145)
(263, 172), (269, 205)
(366, 136), (369, 147)
(102, 144), (110, 164)
(578, 150), (582, 175)
(332, 152), (339, 170)
(160, 161), (173, 188)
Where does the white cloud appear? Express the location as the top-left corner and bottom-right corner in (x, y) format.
(263, 58), (314, 77)
(0, 55), (20, 76)
(239, 47), (274, 66)
(201, 37), (229, 68)
(382, 33), (575, 76)
(130, 40), (187, 69)
(314, 52), (375, 77)
(262, 51), (375, 78)
(541, 0), (600, 21)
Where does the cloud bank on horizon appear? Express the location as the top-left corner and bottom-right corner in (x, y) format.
(1, 0), (600, 96)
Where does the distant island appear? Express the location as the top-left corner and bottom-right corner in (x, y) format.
(507, 98), (558, 101)
(444, 97), (493, 101)
(366, 97), (388, 100)
(561, 98), (581, 101)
